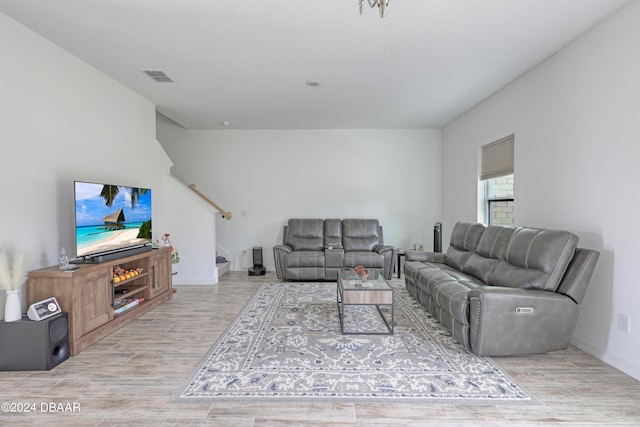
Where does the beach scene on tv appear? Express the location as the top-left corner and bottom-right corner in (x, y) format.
(75, 181), (152, 258)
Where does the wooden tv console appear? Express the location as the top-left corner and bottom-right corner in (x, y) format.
(27, 247), (172, 356)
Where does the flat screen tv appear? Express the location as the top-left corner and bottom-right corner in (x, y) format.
(74, 180), (152, 260)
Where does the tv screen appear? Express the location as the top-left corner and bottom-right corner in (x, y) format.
(74, 181), (152, 259)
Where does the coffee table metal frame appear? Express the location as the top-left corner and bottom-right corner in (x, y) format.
(336, 268), (394, 335)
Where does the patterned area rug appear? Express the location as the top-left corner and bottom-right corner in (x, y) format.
(173, 281), (531, 403)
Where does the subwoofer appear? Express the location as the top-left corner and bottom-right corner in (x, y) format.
(434, 221), (442, 253)
(0, 312), (69, 371)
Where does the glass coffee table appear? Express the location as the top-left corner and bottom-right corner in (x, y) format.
(336, 268), (394, 335)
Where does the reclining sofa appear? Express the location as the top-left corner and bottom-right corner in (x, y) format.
(404, 221), (599, 356)
(274, 218), (395, 281)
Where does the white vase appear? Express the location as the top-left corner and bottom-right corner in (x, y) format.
(4, 289), (22, 322)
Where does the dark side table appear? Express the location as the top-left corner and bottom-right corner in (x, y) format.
(395, 248), (405, 278)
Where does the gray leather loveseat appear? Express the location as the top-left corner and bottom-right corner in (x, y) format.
(274, 218), (395, 281)
(404, 221), (599, 356)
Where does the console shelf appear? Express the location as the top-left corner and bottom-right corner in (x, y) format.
(114, 271), (149, 287)
(113, 285), (146, 304)
(112, 271), (148, 306)
(27, 247), (172, 356)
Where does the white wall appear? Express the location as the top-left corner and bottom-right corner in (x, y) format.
(442, 1), (640, 380)
(0, 13), (170, 313)
(164, 174), (218, 285)
(156, 127), (442, 271)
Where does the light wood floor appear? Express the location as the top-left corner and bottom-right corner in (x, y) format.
(2, 271), (640, 426)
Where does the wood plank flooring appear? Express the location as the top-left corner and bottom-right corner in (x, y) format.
(1, 271), (639, 426)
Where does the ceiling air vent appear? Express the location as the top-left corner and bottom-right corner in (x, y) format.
(141, 69), (174, 83)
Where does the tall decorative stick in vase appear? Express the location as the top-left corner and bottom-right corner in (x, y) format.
(0, 250), (28, 322)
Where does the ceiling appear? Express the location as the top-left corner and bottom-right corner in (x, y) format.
(0, 0), (631, 130)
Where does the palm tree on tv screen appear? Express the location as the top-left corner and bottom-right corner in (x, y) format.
(99, 185), (148, 209)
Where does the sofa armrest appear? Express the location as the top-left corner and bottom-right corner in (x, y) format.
(405, 250), (446, 263)
(468, 286), (580, 356)
(373, 245), (395, 280)
(273, 245), (293, 279)
(374, 244), (394, 255)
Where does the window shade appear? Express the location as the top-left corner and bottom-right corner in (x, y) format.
(481, 135), (514, 180)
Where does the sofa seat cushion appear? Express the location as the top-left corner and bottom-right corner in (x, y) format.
(343, 251), (384, 268)
(488, 227), (579, 291)
(415, 263), (482, 295)
(413, 264), (484, 325)
(433, 308), (471, 349)
(285, 251), (325, 268)
(432, 280), (485, 326)
(284, 266), (325, 281)
(283, 251), (325, 281)
(404, 260), (434, 283)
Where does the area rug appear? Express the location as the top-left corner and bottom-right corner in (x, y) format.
(173, 281), (531, 403)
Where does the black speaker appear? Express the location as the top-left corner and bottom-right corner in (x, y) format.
(248, 246), (266, 276)
(0, 313), (69, 371)
(434, 222), (442, 253)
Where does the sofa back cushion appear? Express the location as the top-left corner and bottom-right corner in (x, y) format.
(324, 218), (343, 247)
(488, 227), (579, 291)
(445, 222), (485, 271)
(342, 219), (382, 251)
(462, 225), (514, 283)
(284, 218), (324, 251)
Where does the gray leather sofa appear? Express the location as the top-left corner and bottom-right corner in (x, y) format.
(404, 221), (599, 356)
(274, 218), (395, 281)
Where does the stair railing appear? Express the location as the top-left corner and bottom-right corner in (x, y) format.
(188, 184), (232, 220)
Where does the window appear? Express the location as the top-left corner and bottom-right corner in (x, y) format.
(481, 135), (514, 226)
(485, 174), (514, 226)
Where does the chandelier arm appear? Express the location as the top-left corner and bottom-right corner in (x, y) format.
(379, 0), (389, 17)
(359, 0), (389, 17)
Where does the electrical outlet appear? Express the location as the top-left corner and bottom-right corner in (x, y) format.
(618, 313), (630, 333)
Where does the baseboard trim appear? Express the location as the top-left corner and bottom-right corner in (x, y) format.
(172, 280), (218, 286)
(571, 335), (640, 381)
(232, 264), (275, 273)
